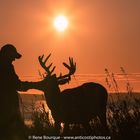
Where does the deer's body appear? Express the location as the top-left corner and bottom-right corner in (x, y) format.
(61, 82), (107, 123)
(43, 75), (108, 132)
(38, 54), (108, 133)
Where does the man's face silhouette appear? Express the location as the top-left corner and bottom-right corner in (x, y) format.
(7, 54), (17, 63)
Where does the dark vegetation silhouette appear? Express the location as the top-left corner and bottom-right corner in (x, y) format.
(37, 54), (108, 135)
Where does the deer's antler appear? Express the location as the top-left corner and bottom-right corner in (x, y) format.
(63, 57), (76, 75)
(57, 57), (76, 84)
(38, 53), (56, 76)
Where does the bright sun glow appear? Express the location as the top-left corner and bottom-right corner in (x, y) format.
(54, 15), (68, 32)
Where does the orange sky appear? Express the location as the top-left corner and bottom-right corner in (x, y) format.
(0, 0), (140, 92)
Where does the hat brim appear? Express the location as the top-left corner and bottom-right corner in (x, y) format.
(15, 53), (22, 59)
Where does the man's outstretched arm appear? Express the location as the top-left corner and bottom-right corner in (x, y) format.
(18, 79), (47, 91)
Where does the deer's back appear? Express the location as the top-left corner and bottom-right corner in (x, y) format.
(61, 82), (107, 102)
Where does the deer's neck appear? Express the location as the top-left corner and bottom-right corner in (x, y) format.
(45, 83), (61, 109)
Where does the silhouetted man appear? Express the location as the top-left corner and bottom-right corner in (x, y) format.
(0, 44), (47, 140)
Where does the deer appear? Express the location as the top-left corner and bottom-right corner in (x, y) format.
(38, 54), (108, 134)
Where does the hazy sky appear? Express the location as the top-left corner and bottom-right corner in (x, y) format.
(0, 0), (140, 91)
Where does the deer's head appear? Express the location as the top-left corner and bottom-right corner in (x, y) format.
(38, 54), (76, 87)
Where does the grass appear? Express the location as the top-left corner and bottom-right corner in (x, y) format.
(107, 93), (140, 139)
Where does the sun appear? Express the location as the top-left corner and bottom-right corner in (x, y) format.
(54, 15), (68, 32)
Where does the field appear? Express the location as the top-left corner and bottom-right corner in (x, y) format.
(19, 92), (140, 140)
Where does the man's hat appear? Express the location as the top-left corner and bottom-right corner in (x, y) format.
(0, 44), (22, 59)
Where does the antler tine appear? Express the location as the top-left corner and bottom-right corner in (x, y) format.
(47, 63), (56, 74)
(50, 66), (56, 74)
(63, 57), (76, 75)
(44, 53), (51, 64)
(69, 57), (76, 74)
(38, 53), (55, 75)
(48, 63), (53, 69)
(57, 57), (76, 81)
(40, 54), (44, 60)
